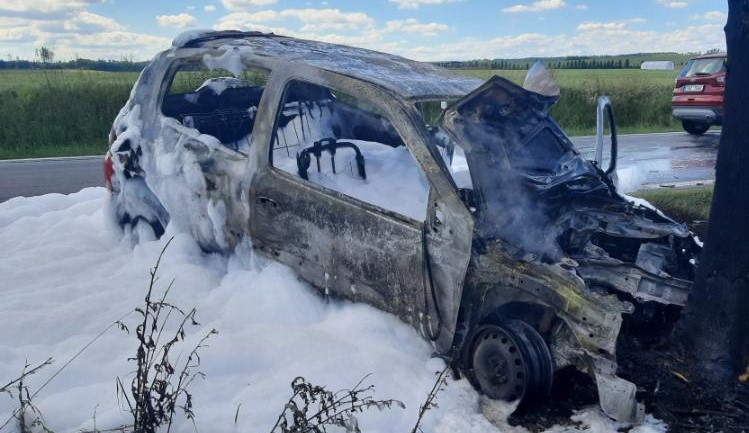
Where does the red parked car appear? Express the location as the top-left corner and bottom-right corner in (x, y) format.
(672, 52), (727, 135)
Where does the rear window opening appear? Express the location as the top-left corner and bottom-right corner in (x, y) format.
(679, 58), (726, 78)
(161, 62), (270, 154)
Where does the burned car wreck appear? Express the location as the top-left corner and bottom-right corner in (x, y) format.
(104, 30), (701, 424)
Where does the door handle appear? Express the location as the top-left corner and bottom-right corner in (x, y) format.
(257, 196), (278, 208)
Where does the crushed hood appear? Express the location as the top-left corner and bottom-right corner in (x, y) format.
(439, 76), (698, 271)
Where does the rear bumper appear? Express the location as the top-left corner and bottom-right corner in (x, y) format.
(671, 106), (723, 125)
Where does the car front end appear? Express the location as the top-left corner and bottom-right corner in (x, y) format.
(437, 71), (700, 423)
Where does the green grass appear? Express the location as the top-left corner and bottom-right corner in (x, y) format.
(0, 69), (139, 91)
(0, 70), (137, 160)
(632, 186), (713, 223)
(0, 68), (683, 159)
(454, 69), (681, 136)
(0, 144), (105, 159)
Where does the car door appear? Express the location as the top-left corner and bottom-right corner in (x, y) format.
(249, 72), (432, 331)
(152, 57), (272, 251)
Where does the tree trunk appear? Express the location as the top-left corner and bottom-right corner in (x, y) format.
(679, 0), (749, 380)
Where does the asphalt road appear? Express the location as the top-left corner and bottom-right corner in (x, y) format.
(0, 156), (104, 203)
(0, 131), (720, 203)
(574, 130), (720, 188)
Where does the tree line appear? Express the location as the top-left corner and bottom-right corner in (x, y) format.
(0, 58), (148, 72)
(434, 57), (640, 70)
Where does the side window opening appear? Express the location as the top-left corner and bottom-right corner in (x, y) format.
(161, 61), (270, 155)
(271, 80), (430, 221)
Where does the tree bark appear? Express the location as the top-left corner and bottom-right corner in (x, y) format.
(679, 0), (749, 380)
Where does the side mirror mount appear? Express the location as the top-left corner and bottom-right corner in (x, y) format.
(594, 96), (618, 177)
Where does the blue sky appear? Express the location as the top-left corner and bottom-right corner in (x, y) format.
(0, 0), (728, 61)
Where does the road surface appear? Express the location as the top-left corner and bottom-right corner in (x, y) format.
(0, 156), (104, 203)
(573, 130), (720, 189)
(0, 131), (720, 203)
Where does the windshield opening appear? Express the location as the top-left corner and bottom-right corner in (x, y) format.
(508, 128), (569, 175)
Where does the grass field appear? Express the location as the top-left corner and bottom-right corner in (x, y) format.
(455, 69), (682, 136)
(0, 70), (138, 159)
(0, 68), (682, 159)
(633, 186), (713, 223)
(632, 185), (713, 239)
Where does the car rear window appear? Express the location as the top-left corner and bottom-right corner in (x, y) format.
(679, 58), (726, 78)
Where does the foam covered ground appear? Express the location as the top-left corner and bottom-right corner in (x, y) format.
(0, 188), (666, 433)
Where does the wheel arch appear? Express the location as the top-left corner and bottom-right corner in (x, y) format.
(478, 301), (559, 337)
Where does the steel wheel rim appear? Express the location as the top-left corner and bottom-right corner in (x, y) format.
(472, 326), (528, 402)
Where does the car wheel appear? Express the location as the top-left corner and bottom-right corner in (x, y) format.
(123, 213), (165, 240)
(682, 120), (710, 135)
(467, 320), (554, 407)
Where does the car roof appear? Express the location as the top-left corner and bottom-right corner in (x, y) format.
(172, 30), (482, 100)
(693, 52), (727, 60)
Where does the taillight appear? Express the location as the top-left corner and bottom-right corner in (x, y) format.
(105, 127), (116, 193)
(716, 75), (726, 86)
(104, 152), (114, 192)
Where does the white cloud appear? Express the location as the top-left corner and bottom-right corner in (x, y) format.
(214, 10), (283, 31)
(0, 0), (102, 14)
(577, 21), (626, 31)
(156, 13), (197, 29)
(218, 10), (279, 23)
(0, 0), (727, 64)
(221, 0), (277, 11)
(401, 22), (724, 61)
(0, 26), (36, 42)
(279, 9), (375, 32)
(502, 0), (567, 13)
(691, 11), (727, 21)
(214, 11), (290, 34)
(575, 4), (588, 10)
(657, 0), (689, 9)
(66, 11), (124, 33)
(384, 19), (450, 37)
(0, 0), (170, 61)
(388, 0), (465, 10)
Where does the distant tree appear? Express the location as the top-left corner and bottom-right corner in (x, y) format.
(625, 58), (631, 68)
(34, 46), (54, 64)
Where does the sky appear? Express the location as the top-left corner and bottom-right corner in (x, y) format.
(0, 0), (728, 62)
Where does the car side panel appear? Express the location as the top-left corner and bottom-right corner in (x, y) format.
(250, 168), (429, 326)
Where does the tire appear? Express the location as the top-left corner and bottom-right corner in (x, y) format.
(112, 176), (168, 240)
(465, 319), (554, 408)
(682, 120), (710, 135)
(122, 213), (165, 239)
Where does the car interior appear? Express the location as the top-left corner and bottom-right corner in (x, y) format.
(161, 66), (271, 154)
(270, 80), (431, 221)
